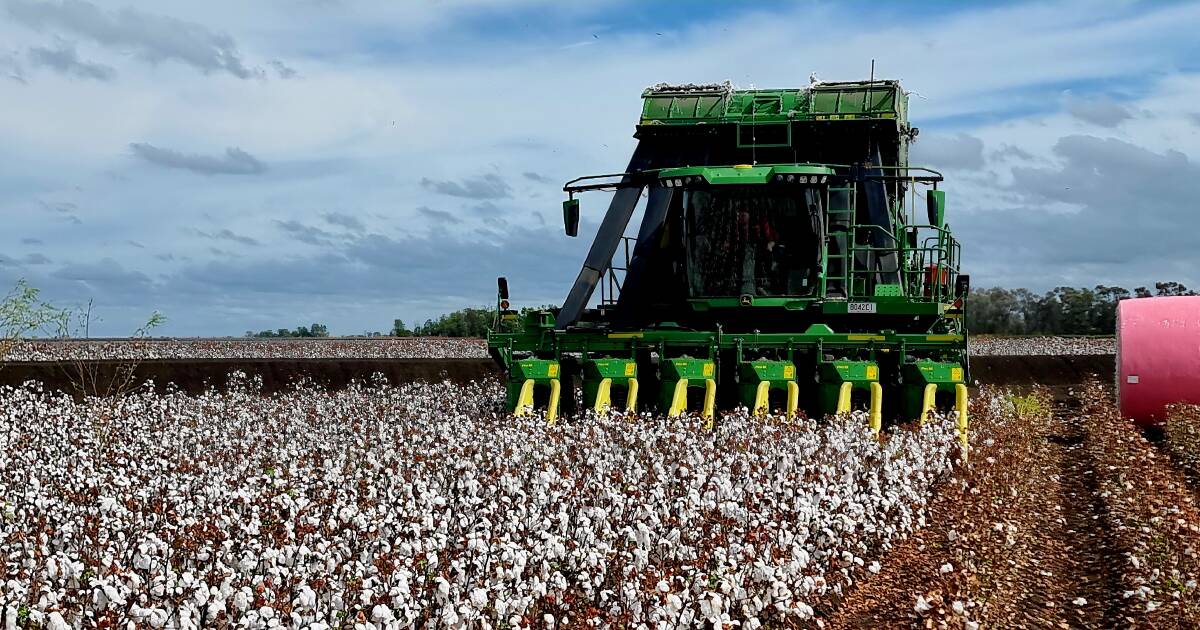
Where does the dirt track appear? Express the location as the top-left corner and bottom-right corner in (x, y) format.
(817, 386), (1200, 629)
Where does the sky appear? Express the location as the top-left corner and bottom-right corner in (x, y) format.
(2, 0), (1199, 336)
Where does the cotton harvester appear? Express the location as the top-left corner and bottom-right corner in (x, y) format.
(488, 79), (970, 438)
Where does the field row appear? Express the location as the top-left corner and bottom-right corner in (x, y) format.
(4, 335), (1113, 362)
(824, 386), (1200, 628)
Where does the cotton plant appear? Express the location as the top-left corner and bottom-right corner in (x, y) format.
(0, 377), (963, 627)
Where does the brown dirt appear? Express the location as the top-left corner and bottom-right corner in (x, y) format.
(815, 385), (1200, 629)
(0, 358), (499, 396)
(968, 354), (1114, 388)
(0, 354), (1112, 398)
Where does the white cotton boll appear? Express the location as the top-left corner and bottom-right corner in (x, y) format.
(470, 588), (488, 609)
(297, 585), (317, 610)
(233, 589), (251, 611)
(939, 562), (954, 574)
(543, 614), (555, 628)
(914, 595), (932, 613)
(46, 613), (70, 630)
(951, 600), (965, 615)
(104, 583), (126, 606)
(371, 604), (395, 622)
(1073, 597), (1088, 606)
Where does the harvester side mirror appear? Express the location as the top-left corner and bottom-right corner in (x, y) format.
(497, 277), (509, 300)
(926, 190), (946, 228)
(563, 198), (580, 237)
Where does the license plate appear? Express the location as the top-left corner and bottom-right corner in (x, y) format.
(848, 302), (876, 314)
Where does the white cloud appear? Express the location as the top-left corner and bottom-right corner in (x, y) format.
(3, 0), (1198, 333)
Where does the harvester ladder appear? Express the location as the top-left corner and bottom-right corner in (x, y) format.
(822, 186), (856, 298)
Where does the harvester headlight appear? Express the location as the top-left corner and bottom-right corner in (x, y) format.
(786, 174), (795, 182)
(819, 175), (828, 184)
(673, 179), (684, 187)
(799, 175), (809, 184)
(664, 179), (674, 188)
(500, 299), (510, 310)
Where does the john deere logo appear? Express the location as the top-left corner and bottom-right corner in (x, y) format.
(739, 294), (753, 306)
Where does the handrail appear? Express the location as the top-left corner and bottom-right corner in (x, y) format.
(827, 218), (961, 302)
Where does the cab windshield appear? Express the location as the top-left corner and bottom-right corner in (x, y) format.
(683, 185), (824, 298)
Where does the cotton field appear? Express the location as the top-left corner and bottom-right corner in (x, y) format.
(6, 338), (488, 362)
(0, 376), (972, 629)
(5, 336), (1115, 363)
(967, 335), (1114, 356)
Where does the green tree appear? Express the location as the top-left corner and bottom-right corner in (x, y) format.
(1091, 285), (1130, 332)
(1155, 281), (1195, 297)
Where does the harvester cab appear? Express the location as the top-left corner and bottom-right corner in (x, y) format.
(489, 79), (969, 440)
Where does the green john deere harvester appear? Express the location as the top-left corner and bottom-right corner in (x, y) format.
(488, 79), (969, 438)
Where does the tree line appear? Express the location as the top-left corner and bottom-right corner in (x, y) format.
(968, 281), (1194, 335)
(237, 281), (1195, 339)
(386, 282), (1194, 338)
(388, 305), (554, 338)
(245, 323), (330, 338)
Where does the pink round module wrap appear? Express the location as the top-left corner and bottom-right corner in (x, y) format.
(1117, 295), (1200, 425)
